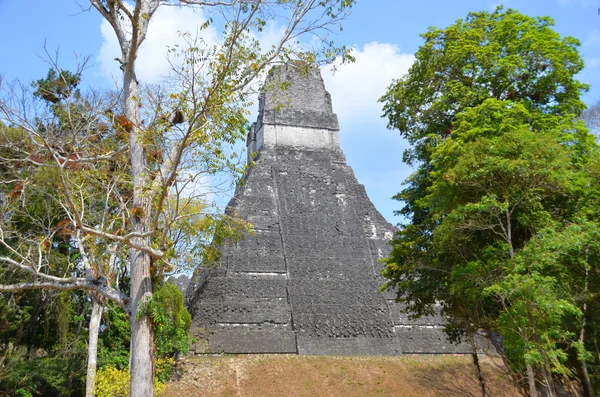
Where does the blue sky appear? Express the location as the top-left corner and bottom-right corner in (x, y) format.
(1, 0), (600, 224)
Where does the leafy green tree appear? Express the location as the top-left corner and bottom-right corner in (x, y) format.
(150, 282), (192, 360)
(498, 221), (600, 395)
(380, 6), (587, 165)
(380, 7), (598, 396)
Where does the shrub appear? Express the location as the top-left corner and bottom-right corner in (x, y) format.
(150, 283), (192, 358)
(95, 366), (166, 397)
(156, 357), (176, 384)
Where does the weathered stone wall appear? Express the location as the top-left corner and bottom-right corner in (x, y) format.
(258, 62), (339, 131)
(254, 63), (340, 153)
(186, 62), (471, 355)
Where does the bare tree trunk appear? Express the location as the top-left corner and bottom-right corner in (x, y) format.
(469, 330), (486, 397)
(540, 363), (556, 397)
(580, 256), (596, 397)
(580, 308), (595, 397)
(581, 334), (595, 397)
(129, 246), (154, 397)
(86, 295), (103, 397)
(124, 63), (154, 396)
(527, 363), (538, 397)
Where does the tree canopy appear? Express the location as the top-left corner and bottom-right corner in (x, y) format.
(381, 6), (588, 165)
(380, 7), (599, 397)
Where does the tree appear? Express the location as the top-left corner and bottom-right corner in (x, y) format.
(380, 6), (587, 166)
(0, 66), (131, 396)
(380, 7), (597, 396)
(0, 1), (355, 395)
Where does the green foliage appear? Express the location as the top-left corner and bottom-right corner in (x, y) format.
(15, 388), (33, 397)
(1, 0), (358, 393)
(139, 282), (192, 359)
(98, 303), (131, 370)
(160, 197), (251, 274)
(0, 70), (119, 396)
(381, 6), (587, 164)
(94, 366), (129, 397)
(0, 288), (90, 397)
(33, 69), (80, 104)
(155, 357), (176, 384)
(0, 354), (86, 397)
(486, 273), (580, 374)
(98, 282), (190, 383)
(381, 6), (599, 394)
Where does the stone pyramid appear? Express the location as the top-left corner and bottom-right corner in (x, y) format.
(187, 62), (468, 355)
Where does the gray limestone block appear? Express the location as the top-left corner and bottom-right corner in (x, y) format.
(230, 231), (283, 256)
(367, 239), (392, 264)
(262, 109), (339, 131)
(370, 270), (398, 301)
(288, 280), (389, 308)
(226, 253), (286, 273)
(186, 266), (226, 306)
(259, 63), (339, 131)
(233, 193), (277, 213)
(292, 304), (395, 338)
(388, 303), (446, 326)
(195, 277), (288, 301)
(193, 300), (291, 326)
(286, 255), (375, 281)
(245, 214), (279, 231)
(297, 337), (402, 356)
(376, 283), (399, 301)
(280, 213), (366, 239)
(208, 328), (297, 354)
(394, 327), (471, 354)
(283, 236), (371, 259)
(188, 63), (469, 355)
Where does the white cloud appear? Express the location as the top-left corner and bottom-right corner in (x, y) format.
(253, 21), (287, 52)
(320, 42), (414, 126)
(97, 6), (219, 84)
(318, 43), (414, 223)
(97, 6), (306, 87)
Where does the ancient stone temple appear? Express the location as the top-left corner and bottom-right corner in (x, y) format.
(186, 62), (467, 355)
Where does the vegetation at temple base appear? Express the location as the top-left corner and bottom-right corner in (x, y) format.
(381, 7), (599, 397)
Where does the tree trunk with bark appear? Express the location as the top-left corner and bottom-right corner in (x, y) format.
(128, 245), (154, 397)
(86, 295), (103, 397)
(539, 363), (556, 397)
(527, 363), (538, 397)
(467, 325), (486, 397)
(124, 50), (155, 395)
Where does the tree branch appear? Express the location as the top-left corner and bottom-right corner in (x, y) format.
(0, 280), (130, 313)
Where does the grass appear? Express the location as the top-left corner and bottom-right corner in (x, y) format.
(163, 354), (521, 397)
